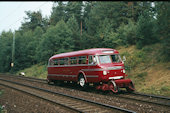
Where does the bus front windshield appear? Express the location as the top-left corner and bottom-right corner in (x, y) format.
(98, 54), (121, 64)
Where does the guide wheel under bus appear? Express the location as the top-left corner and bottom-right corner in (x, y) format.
(126, 82), (135, 93)
(109, 80), (118, 93)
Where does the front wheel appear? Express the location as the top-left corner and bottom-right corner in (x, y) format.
(79, 75), (86, 88)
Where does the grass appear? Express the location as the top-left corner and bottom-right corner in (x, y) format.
(16, 64), (47, 79)
(136, 72), (148, 78)
(118, 43), (170, 97)
(0, 90), (4, 96)
(0, 90), (4, 112)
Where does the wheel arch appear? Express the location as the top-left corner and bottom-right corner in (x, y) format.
(78, 70), (88, 83)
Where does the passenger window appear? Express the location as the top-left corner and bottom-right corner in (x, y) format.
(64, 58), (68, 65)
(88, 56), (97, 64)
(70, 57), (77, 65)
(54, 59), (59, 65)
(59, 58), (65, 65)
(78, 56), (87, 64)
(88, 56), (93, 64)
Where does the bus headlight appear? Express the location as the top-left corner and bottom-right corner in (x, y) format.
(103, 71), (107, 75)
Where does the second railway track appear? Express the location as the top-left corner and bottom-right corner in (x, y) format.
(0, 77), (135, 113)
(0, 74), (170, 112)
(1, 74), (170, 107)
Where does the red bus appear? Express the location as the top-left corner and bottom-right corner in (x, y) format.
(47, 48), (135, 93)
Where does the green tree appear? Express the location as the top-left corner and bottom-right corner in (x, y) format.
(67, 15), (81, 50)
(20, 10), (47, 31)
(14, 30), (34, 71)
(38, 20), (74, 62)
(50, 2), (66, 26)
(0, 31), (13, 72)
(136, 10), (157, 49)
(116, 20), (137, 46)
(127, 2), (154, 22)
(84, 2), (131, 48)
(33, 26), (44, 62)
(65, 1), (83, 25)
(155, 2), (170, 61)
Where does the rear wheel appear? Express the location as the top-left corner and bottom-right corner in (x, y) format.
(54, 80), (60, 85)
(47, 79), (52, 85)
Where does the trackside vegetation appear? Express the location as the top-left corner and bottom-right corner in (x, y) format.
(0, 2), (169, 96)
(0, 90), (5, 112)
(17, 43), (170, 96)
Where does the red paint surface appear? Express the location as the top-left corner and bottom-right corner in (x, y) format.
(47, 48), (135, 92)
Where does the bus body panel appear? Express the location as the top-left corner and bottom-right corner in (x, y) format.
(47, 48), (126, 83)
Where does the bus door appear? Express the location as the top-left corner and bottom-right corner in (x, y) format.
(87, 55), (99, 82)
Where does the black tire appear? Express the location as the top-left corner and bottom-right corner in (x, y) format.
(54, 80), (60, 85)
(78, 75), (87, 88)
(47, 79), (52, 85)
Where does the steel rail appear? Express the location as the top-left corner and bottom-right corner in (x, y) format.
(1, 74), (170, 107)
(0, 78), (136, 113)
(0, 82), (83, 113)
(1, 74), (170, 100)
(113, 93), (170, 107)
(0, 73), (46, 81)
(133, 92), (170, 100)
(0, 74), (46, 84)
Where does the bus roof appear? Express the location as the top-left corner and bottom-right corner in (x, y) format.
(50, 48), (119, 60)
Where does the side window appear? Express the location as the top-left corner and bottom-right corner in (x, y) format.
(54, 59), (59, 65)
(88, 55), (97, 65)
(49, 59), (54, 66)
(78, 56), (87, 64)
(59, 58), (65, 65)
(70, 57), (77, 65)
(88, 56), (93, 64)
(64, 58), (68, 65)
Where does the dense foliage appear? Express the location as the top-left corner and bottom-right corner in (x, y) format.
(0, 1), (169, 73)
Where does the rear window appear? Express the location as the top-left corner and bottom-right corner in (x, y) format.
(49, 59), (54, 66)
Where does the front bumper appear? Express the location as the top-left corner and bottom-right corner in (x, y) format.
(114, 79), (132, 88)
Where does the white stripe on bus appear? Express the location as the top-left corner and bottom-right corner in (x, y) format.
(48, 74), (76, 77)
(48, 74), (98, 78)
(86, 75), (98, 78)
(81, 66), (122, 71)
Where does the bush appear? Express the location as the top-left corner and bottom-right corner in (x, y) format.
(160, 86), (170, 92)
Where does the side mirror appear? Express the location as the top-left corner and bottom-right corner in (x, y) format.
(123, 56), (126, 62)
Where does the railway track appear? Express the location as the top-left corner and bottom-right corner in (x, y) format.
(114, 92), (170, 107)
(0, 77), (135, 113)
(0, 74), (170, 110)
